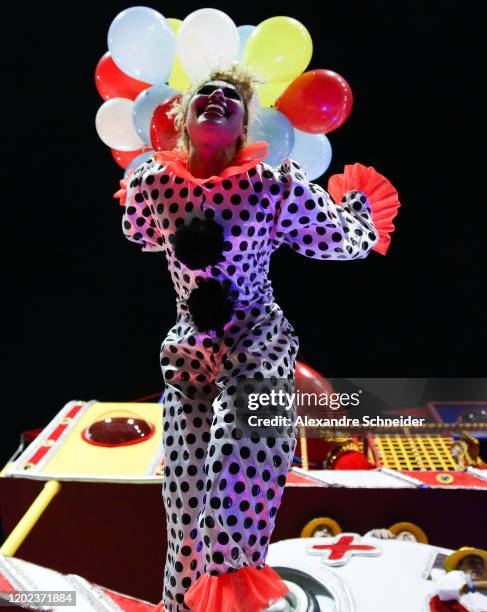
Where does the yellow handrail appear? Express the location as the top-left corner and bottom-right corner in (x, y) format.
(0, 480), (61, 556)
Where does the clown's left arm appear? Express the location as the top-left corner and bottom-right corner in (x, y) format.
(270, 158), (379, 260)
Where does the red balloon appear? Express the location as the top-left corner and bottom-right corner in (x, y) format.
(293, 359), (374, 469)
(150, 95), (183, 151)
(95, 51), (150, 101)
(111, 147), (152, 169)
(276, 69), (353, 134)
(295, 360), (333, 395)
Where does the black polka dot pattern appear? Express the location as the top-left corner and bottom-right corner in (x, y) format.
(121, 155), (379, 611)
(159, 307), (298, 611)
(123, 157), (378, 276)
(270, 160), (378, 260)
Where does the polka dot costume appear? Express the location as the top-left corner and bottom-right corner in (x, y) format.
(122, 148), (378, 611)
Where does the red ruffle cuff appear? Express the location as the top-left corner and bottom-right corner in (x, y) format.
(113, 168), (136, 207)
(184, 565), (288, 612)
(327, 163), (401, 256)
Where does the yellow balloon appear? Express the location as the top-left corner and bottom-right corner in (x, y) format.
(243, 16), (313, 83)
(167, 18), (191, 92)
(256, 81), (291, 107)
(169, 58), (191, 91)
(167, 18), (182, 34)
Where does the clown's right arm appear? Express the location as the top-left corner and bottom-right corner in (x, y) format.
(121, 159), (165, 253)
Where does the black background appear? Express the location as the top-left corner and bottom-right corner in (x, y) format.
(8, 1), (484, 463)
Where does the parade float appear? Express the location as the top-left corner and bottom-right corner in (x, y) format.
(6, 4), (486, 610)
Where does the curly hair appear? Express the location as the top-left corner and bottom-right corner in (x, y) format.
(166, 62), (266, 152)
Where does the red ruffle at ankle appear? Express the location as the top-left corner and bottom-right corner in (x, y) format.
(184, 565), (288, 612)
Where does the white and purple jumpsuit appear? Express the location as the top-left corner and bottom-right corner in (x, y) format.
(121, 149), (378, 611)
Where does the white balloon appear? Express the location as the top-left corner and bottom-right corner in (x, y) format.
(237, 25), (255, 61)
(289, 129), (333, 180)
(107, 6), (175, 84)
(248, 92), (260, 125)
(176, 9), (239, 82)
(133, 85), (178, 145)
(95, 98), (145, 151)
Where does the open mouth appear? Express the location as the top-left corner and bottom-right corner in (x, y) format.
(202, 101), (227, 117)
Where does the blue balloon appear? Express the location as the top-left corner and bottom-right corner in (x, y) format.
(237, 25), (255, 61)
(108, 7), (175, 84)
(124, 150), (155, 177)
(248, 108), (294, 167)
(289, 129), (332, 181)
(133, 85), (178, 146)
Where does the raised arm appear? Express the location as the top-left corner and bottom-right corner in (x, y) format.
(271, 158), (379, 260)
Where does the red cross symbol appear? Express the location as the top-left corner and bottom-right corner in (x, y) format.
(307, 533), (381, 566)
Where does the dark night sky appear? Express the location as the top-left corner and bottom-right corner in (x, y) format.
(7, 1), (484, 462)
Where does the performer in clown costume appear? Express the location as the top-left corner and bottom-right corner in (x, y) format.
(118, 63), (400, 612)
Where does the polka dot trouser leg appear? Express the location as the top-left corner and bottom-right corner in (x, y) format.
(197, 309), (299, 577)
(161, 382), (214, 611)
(160, 322), (220, 612)
(160, 309), (299, 610)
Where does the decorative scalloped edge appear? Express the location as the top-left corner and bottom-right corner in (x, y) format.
(328, 163), (401, 256)
(184, 565), (289, 612)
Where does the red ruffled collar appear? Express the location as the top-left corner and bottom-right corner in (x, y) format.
(113, 141), (268, 205)
(153, 140), (269, 185)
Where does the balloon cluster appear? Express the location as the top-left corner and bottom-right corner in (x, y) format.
(95, 7), (354, 180)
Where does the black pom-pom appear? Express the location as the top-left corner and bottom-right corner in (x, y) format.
(187, 279), (234, 332)
(174, 218), (225, 270)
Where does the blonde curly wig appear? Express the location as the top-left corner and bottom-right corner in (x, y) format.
(167, 62), (266, 152)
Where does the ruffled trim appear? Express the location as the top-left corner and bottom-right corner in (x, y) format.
(113, 167), (136, 207)
(153, 141), (269, 185)
(184, 565), (288, 612)
(327, 163), (401, 256)
(114, 142), (269, 204)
